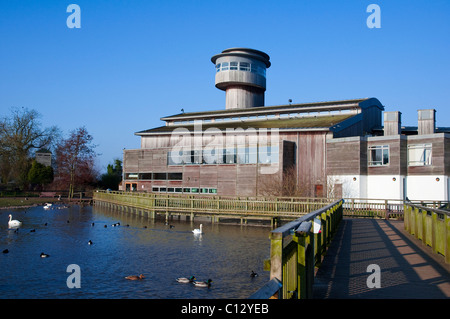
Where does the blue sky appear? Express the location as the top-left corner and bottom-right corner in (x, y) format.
(1, 0), (449, 172)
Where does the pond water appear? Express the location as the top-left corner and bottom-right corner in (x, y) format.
(0, 204), (271, 299)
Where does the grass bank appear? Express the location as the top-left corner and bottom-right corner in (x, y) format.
(0, 197), (53, 209)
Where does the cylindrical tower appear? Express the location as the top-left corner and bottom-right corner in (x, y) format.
(211, 48), (271, 110)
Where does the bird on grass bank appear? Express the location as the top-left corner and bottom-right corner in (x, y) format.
(193, 279), (212, 288)
(125, 274), (145, 280)
(176, 276), (196, 283)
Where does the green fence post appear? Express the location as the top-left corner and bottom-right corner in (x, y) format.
(446, 214), (450, 264)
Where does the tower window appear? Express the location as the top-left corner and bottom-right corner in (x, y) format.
(239, 62), (250, 71)
(230, 62), (238, 70)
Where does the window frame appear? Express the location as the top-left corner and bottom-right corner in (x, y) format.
(368, 145), (390, 167)
(407, 143), (432, 166)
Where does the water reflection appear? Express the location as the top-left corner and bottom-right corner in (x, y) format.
(1, 204), (270, 299)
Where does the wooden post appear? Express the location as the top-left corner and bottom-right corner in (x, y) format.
(294, 221), (313, 299)
(269, 233), (283, 284)
(446, 214), (450, 264)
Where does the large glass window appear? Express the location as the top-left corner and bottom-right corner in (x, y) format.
(153, 172), (168, 180)
(230, 62), (238, 70)
(221, 62), (229, 71)
(125, 173), (138, 179)
(139, 173), (152, 180)
(408, 144), (432, 166)
(168, 172), (183, 180)
(168, 145), (279, 166)
(258, 145), (279, 164)
(239, 62), (250, 71)
(223, 148), (237, 164)
(368, 145), (389, 166)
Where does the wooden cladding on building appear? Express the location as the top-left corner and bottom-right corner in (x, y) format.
(326, 134), (450, 176)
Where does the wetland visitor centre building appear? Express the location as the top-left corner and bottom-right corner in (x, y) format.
(122, 48), (450, 201)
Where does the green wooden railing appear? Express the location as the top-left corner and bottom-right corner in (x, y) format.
(404, 202), (450, 264)
(250, 199), (343, 299)
(93, 190), (334, 220)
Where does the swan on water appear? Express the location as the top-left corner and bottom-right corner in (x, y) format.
(8, 214), (22, 228)
(192, 224), (203, 234)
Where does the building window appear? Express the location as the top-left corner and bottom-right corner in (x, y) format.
(153, 172), (168, 180)
(239, 62), (250, 71)
(368, 145), (389, 166)
(168, 172), (183, 180)
(125, 173), (139, 179)
(139, 173), (152, 180)
(258, 145), (279, 164)
(221, 62), (229, 71)
(168, 146), (279, 166)
(216, 63), (221, 72)
(230, 62), (238, 70)
(408, 144), (432, 166)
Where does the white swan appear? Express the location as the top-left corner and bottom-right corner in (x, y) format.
(8, 214), (22, 228)
(192, 224), (203, 234)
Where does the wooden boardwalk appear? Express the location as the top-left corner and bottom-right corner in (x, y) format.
(313, 218), (450, 299)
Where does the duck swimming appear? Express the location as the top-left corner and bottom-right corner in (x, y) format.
(125, 274), (145, 280)
(40, 252), (50, 258)
(176, 276), (196, 283)
(250, 271), (258, 278)
(193, 279), (212, 288)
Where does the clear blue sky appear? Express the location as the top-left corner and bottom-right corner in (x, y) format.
(1, 0), (449, 173)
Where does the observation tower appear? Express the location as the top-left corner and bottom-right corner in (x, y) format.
(211, 48), (271, 110)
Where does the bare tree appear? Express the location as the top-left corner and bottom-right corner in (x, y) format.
(0, 107), (59, 187)
(258, 165), (314, 198)
(54, 127), (97, 198)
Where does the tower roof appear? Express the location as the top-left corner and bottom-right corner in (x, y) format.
(211, 47), (271, 68)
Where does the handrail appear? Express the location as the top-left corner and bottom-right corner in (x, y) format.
(93, 191), (335, 218)
(254, 199), (343, 299)
(248, 278), (282, 299)
(404, 203), (450, 264)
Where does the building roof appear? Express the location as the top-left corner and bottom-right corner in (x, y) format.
(136, 98), (384, 136)
(160, 98), (382, 121)
(136, 113), (355, 135)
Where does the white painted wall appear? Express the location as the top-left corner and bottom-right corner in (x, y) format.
(366, 175), (404, 200)
(405, 175), (448, 201)
(327, 175), (363, 198)
(328, 174), (449, 201)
